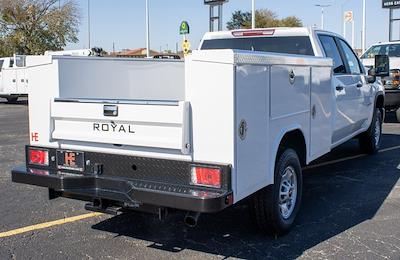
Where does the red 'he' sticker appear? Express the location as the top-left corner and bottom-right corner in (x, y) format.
(31, 132), (39, 142)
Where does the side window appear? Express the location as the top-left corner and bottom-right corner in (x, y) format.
(0, 60), (3, 72)
(388, 44), (400, 57)
(361, 45), (382, 59)
(319, 35), (346, 74)
(338, 39), (361, 74)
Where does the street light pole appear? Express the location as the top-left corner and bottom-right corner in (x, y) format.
(315, 4), (331, 30)
(362, 0), (366, 52)
(146, 0), (150, 58)
(252, 0), (255, 29)
(88, 0), (91, 49)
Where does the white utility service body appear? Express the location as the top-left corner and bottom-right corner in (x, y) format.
(12, 28), (386, 233)
(0, 55), (29, 102)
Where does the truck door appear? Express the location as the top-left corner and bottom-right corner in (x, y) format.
(319, 35), (361, 144)
(2, 59), (17, 94)
(336, 38), (372, 128)
(16, 69), (28, 94)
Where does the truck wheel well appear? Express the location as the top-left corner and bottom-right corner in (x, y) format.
(376, 95), (384, 109)
(277, 130), (307, 167)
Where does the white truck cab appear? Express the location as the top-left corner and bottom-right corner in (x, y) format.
(361, 41), (400, 121)
(12, 27), (387, 235)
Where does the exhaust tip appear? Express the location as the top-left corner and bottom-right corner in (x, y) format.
(184, 212), (201, 228)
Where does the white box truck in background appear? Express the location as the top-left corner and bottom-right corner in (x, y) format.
(0, 50), (93, 103)
(0, 55), (28, 103)
(12, 28), (388, 235)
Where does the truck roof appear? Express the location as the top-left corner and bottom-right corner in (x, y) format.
(202, 27), (318, 41)
(369, 41), (400, 46)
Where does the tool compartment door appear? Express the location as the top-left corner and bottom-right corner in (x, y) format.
(235, 65), (270, 200)
(50, 100), (191, 154)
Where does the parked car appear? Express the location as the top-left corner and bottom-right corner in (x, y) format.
(12, 27), (387, 235)
(360, 41), (400, 121)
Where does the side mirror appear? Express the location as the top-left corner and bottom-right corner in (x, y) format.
(375, 54), (390, 77)
(367, 68), (376, 84)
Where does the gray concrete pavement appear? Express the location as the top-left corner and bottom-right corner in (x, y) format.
(0, 100), (399, 259)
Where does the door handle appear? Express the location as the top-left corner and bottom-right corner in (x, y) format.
(311, 105), (317, 119)
(336, 85), (344, 91)
(356, 82), (363, 88)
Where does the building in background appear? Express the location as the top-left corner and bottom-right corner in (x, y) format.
(110, 48), (160, 58)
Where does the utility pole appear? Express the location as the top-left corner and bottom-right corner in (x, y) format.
(352, 20), (355, 49)
(252, 0), (256, 29)
(362, 0), (366, 52)
(145, 0), (150, 58)
(88, 0), (91, 49)
(315, 4), (331, 30)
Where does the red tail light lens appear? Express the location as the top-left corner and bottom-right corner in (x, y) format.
(29, 149), (49, 166)
(232, 29), (275, 37)
(191, 166), (222, 188)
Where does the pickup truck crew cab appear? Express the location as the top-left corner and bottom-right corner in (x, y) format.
(361, 41), (400, 122)
(12, 28), (388, 235)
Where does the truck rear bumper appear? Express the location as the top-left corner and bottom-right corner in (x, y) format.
(12, 166), (233, 213)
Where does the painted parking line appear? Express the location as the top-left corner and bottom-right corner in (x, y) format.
(304, 145), (400, 170)
(0, 212), (103, 239)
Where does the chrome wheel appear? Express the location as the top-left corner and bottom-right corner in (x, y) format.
(279, 166), (298, 220)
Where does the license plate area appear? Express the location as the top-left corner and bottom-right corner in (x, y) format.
(56, 150), (85, 172)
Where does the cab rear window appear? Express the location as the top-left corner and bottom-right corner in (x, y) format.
(201, 36), (314, 56)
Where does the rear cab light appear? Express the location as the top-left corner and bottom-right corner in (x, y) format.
(28, 148), (49, 166)
(232, 29), (275, 37)
(191, 166), (222, 188)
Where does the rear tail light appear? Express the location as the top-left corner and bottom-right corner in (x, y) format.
(232, 29), (275, 37)
(191, 166), (222, 188)
(29, 149), (49, 166)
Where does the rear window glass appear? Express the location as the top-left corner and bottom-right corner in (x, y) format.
(201, 36), (314, 56)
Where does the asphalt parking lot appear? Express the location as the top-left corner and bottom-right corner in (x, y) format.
(0, 99), (399, 259)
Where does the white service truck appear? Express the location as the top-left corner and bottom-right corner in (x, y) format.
(0, 55), (29, 103)
(12, 28), (388, 235)
(0, 50), (94, 103)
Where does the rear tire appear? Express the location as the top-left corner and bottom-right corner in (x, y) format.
(359, 108), (382, 154)
(250, 148), (303, 236)
(396, 108), (400, 123)
(6, 96), (18, 103)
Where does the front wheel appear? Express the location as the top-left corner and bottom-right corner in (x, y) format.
(359, 108), (382, 154)
(250, 148), (303, 236)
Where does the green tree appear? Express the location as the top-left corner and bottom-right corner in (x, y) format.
(227, 9), (303, 30)
(0, 0), (80, 56)
(226, 10), (251, 30)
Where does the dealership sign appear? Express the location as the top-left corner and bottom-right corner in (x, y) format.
(383, 0), (400, 9)
(204, 0), (229, 5)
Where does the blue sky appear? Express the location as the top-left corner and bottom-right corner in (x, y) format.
(67, 0), (396, 52)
